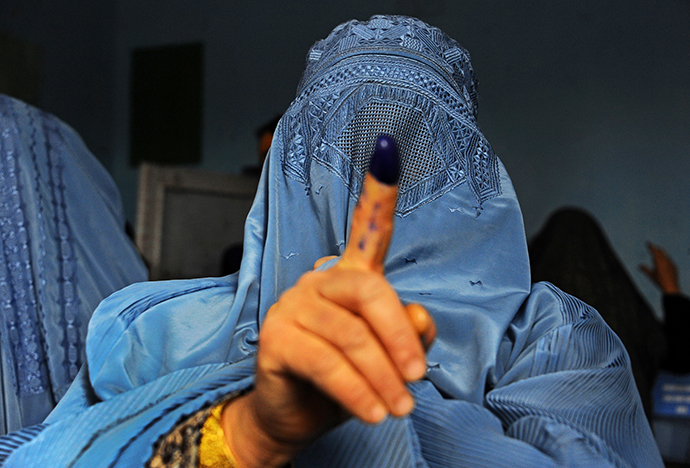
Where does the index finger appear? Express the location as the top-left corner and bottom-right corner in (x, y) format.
(338, 135), (400, 273)
(337, 136), (436, 347)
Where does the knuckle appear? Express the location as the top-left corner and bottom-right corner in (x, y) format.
(309, 351), (343, 380)
(357, 273), (392, 302)
(388, 326), (411, 349)
(299, 270), (325, 287)
(258, 322), (281, 353)
(259, 315), (293, 354)
(344, 382), (374, 409)
(337, 318), (370, 351)
(256, 328), (287, 372)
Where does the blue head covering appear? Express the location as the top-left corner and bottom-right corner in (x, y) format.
(86, 16), (529, 407)
(0, 16), (661, 467)
(0, 95), (148, 434)
(257, 15), (530, 404)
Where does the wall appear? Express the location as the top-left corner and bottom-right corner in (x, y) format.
(108, 0), (404, 227)
(0, 0), (117, 167)
(434, 1), (690, 316)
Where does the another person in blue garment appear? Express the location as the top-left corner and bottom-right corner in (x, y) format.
(0, 16), (662, 467)
(0, 94), (148, 435)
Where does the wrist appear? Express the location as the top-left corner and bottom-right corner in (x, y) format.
(221, 393), (301, 468)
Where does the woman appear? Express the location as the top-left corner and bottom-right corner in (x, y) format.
(0, 16), (661, 467)
(0, 95), (148, 434)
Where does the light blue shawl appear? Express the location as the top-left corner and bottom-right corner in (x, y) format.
(0, 16), (662, 467)
(0, 95), (148, 434)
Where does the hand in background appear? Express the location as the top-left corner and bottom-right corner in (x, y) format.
(640, 243), (680, 295)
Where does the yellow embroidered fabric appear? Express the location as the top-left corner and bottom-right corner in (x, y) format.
(199, 404), (239, 468)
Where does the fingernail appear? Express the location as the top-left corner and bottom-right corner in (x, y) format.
(404, 358), (426, 381)
(393, 393), (414, 416)
(370, 135), (400, 185)
(370, 403), (388, 422)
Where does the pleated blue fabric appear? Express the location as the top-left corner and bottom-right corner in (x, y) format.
(0, 95), (148, 435)
(0, 16), (662, 467)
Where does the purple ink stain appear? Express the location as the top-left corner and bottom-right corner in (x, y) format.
(369, 135), (400, 185)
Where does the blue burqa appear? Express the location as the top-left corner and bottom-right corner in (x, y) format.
(0, 95), (148, 435)
(0, 16), (662, 467)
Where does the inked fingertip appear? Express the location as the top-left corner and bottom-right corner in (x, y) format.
(370, 135), (400, 185)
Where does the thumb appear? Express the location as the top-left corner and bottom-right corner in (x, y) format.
(406, 303), (436, 351)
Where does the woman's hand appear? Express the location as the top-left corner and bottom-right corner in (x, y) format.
(223, 266), (428, 467)
(221, 148), (435, 467)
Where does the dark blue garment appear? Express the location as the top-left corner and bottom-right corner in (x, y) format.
(0, 16), (662, 467)
(0, 95), (148, 434)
